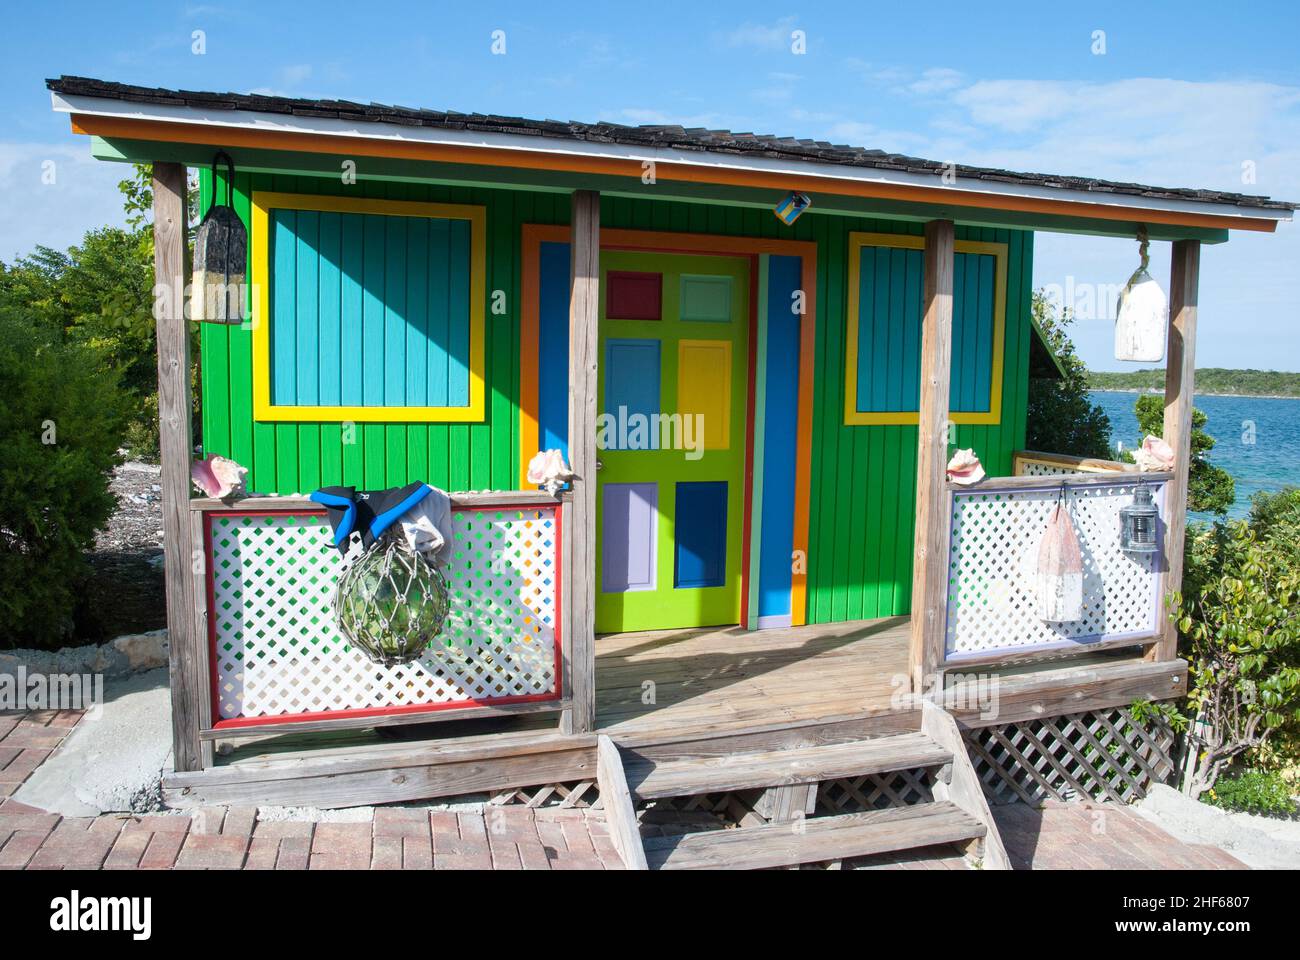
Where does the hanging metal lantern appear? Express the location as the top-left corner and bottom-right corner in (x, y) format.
(191, 151), (247, 323)
(774, 191), (812, 225)
(1120, 480), (1161, 555)
(334, 536), (451, 667)
(1114, 226), (1167, 362)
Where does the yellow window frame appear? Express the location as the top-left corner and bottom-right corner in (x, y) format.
(843, 231), (1007, 426)
(250, 192), (487, 422)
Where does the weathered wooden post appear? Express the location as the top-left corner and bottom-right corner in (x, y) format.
(909, 219), (955, 692)
(151, 161), (207, 770)
(1150, 239), (1200, 663)
(562, 189), (600, 733)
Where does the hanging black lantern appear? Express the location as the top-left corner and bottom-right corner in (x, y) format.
(191, 151), (247, 323)
(1120, 479), (1161, 555)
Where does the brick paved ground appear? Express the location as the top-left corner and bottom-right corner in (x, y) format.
(0, 710), (1248, 870)
(992, 799), (1248, 870)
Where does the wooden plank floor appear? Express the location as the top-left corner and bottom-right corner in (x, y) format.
(594, 616), (911, 740)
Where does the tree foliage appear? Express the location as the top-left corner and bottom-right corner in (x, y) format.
(0, 303), (129, 648)
(1025, 292), (1113, 459)
(0, 162), (201, 459)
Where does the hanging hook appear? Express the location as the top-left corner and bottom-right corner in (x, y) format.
(212, 150), (235, 208)
(1136, 225), (1150, 273)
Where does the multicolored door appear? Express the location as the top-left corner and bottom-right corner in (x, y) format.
(595, 251), (750, 633)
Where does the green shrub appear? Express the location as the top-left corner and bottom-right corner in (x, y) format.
(0, 302), (128, 648)
(1204, 769), (1297, 817)
(1167, 517), (1300, 799)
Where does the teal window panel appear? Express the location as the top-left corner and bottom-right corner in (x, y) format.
(852, 246), (997, 415)
(268, 208), (473, 408)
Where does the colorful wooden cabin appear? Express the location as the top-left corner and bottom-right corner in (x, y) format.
(49, 77), (1293, 869)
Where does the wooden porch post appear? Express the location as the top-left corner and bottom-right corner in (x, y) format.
(562, 189), (600, 734)
(909, 220), (955, 692)
(1150, 239), (1200, 663)
(151, 162), (206, 771)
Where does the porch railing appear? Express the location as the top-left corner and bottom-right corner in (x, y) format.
(1011, 449), (1136, 477)
(188, 490), (571, 740)
(942, 470), (1173, 668)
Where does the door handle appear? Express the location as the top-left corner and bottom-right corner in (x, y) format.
(595, 457), (604, 472)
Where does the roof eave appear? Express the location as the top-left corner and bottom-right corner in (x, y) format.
(52, 91), (1293, 235)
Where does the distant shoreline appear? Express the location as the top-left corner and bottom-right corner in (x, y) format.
(1088, 368), (1300, 400)
(1089, 388), (1300, 401)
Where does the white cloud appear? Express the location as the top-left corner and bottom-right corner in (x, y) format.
(908, 67), (965, 96)
(723, 17), (799, 53)
(280, 64), (313, 86)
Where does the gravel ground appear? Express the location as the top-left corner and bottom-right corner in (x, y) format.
(80, 462), (167, 641)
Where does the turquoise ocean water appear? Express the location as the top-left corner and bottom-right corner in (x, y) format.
(1089, 390), (1300, 520)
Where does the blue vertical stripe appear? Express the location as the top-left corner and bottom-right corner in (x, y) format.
(757, 254), (802, 619)
(538, 240), (571, 460)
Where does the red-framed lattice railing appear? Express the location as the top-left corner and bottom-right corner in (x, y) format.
(192, 492), (568, 733)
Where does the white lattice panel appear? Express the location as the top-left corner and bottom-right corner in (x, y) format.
(208, 505), (560, 722)
(1019, 461), (1074, 476)
(944, 480), (1164, 661)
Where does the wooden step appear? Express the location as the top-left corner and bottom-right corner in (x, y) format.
(642, 801), (985, 870)
(624, 731), (951, 801)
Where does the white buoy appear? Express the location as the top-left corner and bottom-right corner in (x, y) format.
(1036, 501), (1083, 623)
(1114, 230), (1167, 362)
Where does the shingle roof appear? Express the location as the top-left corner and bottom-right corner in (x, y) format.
(48, 75), (1296, 213)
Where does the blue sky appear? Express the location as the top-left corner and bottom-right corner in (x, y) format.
(3, 0), (1298, 371)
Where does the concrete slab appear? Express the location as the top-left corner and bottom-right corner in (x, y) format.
(1135, 783), (1300, 870)
(14, 668), (171, 816)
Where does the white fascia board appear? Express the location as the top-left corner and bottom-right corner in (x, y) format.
(53, 92), (1291, 224)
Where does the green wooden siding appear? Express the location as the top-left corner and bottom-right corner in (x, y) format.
(199, 177), (1030, 625)
(808, 223), (1031, 623)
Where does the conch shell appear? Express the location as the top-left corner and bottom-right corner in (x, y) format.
(527, 449), (574, 495)
(191, 454), (248, 500)
(946, 448), (985, 485)
(1132, 435), (1175, 472)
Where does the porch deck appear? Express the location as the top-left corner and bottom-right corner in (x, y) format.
(166, 615), (1183, 810)
(594, 617), (910, 740)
